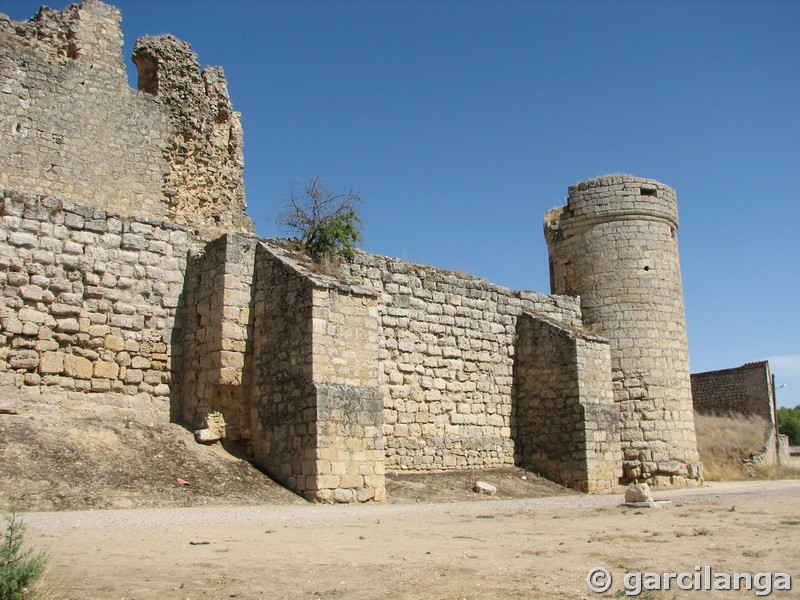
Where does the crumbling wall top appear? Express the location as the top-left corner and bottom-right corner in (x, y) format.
(131, 33), (253, 234)
(1, 0), (125, 77)
(1, 0), (254, 236)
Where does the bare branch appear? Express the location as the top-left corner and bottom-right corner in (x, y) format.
(276, 175), (363, 262)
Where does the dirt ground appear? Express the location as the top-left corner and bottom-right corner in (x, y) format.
(0, 414), (572, 511)
(21, 480), (800, 600)
(3, 414), (800, 599)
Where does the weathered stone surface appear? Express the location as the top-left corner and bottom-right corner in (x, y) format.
(514, 313), (620, 492)
(0, 0), (704, 504)
(473, 481), (497, 496)
(625, 483), (654, 504)
(194, 427), (222, 444)
(0, 191), (200, 420)
(132, 36), (252, 235)
(0, 1), (252, 237)
(194, 411), (226, 444)
(333, 488), (355, 503)
(64, 355), (93, 380)
(692, 361), (774, 422)
(9, 350), (39, 370)
(546, 175), (701, 485)
(38, 352), (64, 374)
(93, 361), (119, 379)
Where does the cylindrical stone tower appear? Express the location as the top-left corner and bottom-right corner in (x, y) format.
(544, 175), (702, 486)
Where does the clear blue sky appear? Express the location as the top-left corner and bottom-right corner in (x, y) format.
(3, 0), (799, 408)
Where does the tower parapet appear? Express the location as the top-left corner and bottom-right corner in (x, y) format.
(545, 175), (702, 486)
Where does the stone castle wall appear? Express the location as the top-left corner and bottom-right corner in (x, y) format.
(245, 243), (385, 502)
(691, 361), (774, 422)
(171, 238), (620, 499)
(132, 35), (252, 234)
(0, 189), (203, 422)
(339, 251), (585, 471)
(0, 1), (252, 237)
(0, 0), (705, 501)
(177, 234), (257, 440)
(545, 175), (702, 485)
(692, 361), (790, 469)
(513, 314), (620, 491)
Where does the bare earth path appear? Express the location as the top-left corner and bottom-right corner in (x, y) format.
(24, 480), (800, 599)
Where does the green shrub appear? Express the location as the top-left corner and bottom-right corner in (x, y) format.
(278, 175), (363, 263)
(778, 407), (800, 445)
(1, 508), (48, 600)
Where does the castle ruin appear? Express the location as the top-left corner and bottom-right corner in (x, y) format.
(0, 1), (703, 502)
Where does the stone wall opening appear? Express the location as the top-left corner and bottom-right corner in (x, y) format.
(133, 54), (158, 95)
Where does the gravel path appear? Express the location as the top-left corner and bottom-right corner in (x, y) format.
(24, 478), (799, 530)
(20, 479), (800, 600)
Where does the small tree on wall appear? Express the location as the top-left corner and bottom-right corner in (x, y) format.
(277, 175), (363, 263)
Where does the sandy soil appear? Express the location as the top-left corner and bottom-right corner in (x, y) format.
(3, 414), (800, 598)
(21, 480), (800, 600)
(0, 414), (571, 511)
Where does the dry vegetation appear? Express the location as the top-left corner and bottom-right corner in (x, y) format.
(694, 411), (799, 481)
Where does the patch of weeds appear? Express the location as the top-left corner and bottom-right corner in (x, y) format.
(743, 549), (768, 558)
(693, 527), (711, 536)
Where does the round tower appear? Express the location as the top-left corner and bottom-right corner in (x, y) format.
(544, 175), (702, 486)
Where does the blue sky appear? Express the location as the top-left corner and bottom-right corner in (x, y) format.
(3, 0), (799, 408)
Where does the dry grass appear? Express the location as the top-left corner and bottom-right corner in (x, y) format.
(752, 464), (800, 480)
(27, 580), (67, 600)
(694, 412), (770, 480)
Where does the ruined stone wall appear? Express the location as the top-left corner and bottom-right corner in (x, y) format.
(132, 36), (252, 234)
(0, 190), (202, 422)
(0, 1), (252, 237)
(0, 2), (170, 221)
(339, 252), (584, 471)
(177, 234), (256, 440)
(691, 361), (774, 422)
(175, 240), (602, 500)
(249, 246), (316, 493)
(0, 0), (638, 501)
(546, 175), (702, 486)
(513, 313), (620, 491)
(247, 244), (385, 502)
(311, 286), (385, 503)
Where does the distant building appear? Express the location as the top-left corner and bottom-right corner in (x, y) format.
(692, 361), (789, 465)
